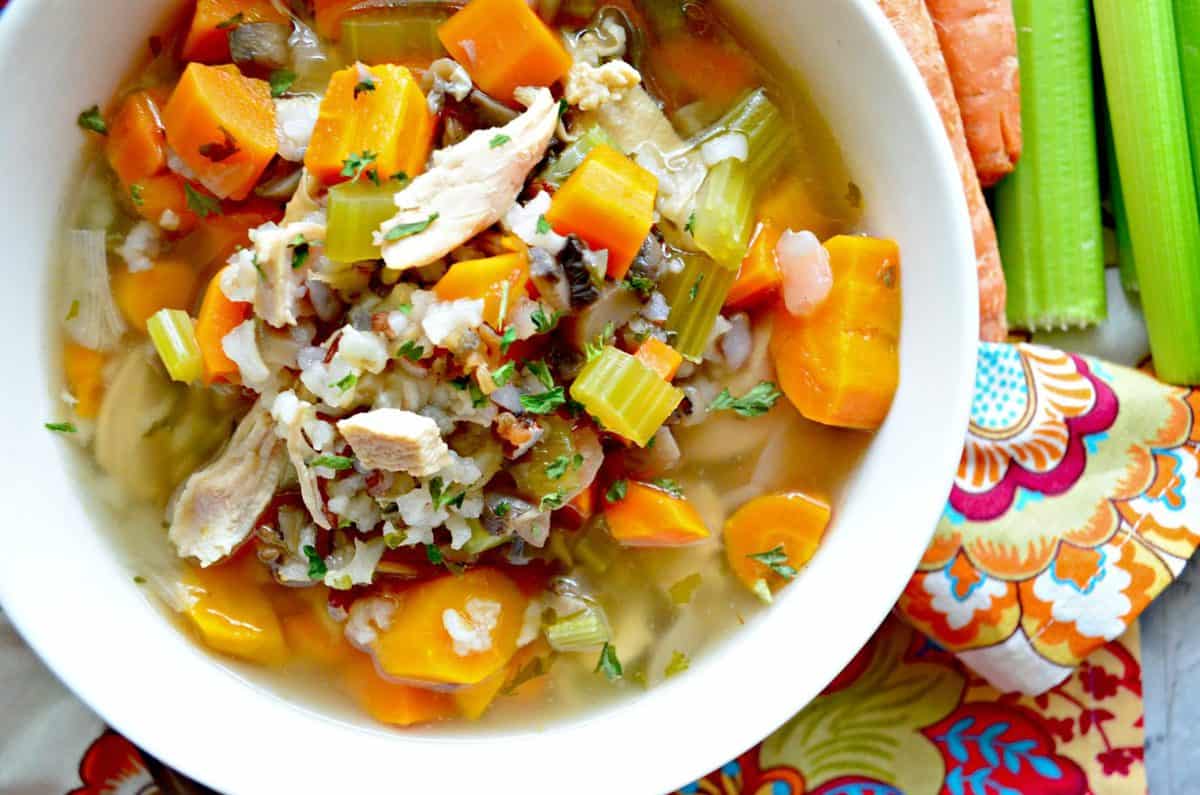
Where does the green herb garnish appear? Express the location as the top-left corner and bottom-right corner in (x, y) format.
(545, 455), (572, 480)
(595, 642), (623, 681)
(606, 479), (627, 503)
(708, 381), (782, 418)
(341, 150), (378, 184)
(664, 650), (690, 678)
(494, 500), (511, 517)
(45, 421), (77, 433)
(539, 490), (565, 511)
(353, 77), (377, 99)
(289, 234), (310, 270)
(747, 545), (798, 580)
(129, 183), (144, 207)
(499, 325), (517, 354)
(216, 11), (244, 29)
(333, 373), (358, 392)
(584, 321), (616, 362)
(688, 274), (704, 302)
(520, 386), (565, 414)
(398, 340), (424, 361)
(491, 361), (516, 386)
(77, 105), (108, 135)
(269, 69), (297, 98)
(624, 272), (655, 296)
(490, 133), (512, 148)
(383, 212), (439, 241)
(526, 359), (554, 389)
(184, 183), (221, 217)
(531, 306), (562, 333)
(536, 215), (552, 235)
(309, 454), (355, 471)
(390, 171), (409, 183)
(684, 211), (696, 235)
(302, 545), (327, 579)
(651, 477), (683, 498)
(425, 543), (444, 565)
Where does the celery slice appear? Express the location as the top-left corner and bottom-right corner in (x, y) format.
(691, 159), (755, 269)
(546, 608), (610, 652)
(326, 182), (397, 263)
(540, 126), (616, 187)
(460, 518), (509, 556)
(570, 347), (684, 447)
(994, 0), (1105, 331)
(341, 10), (447, 66)
(147, 309), (202, 383)
(1095, 0), (1200, 382)
(661, 252), (737, 361)
(707, 89), (790, 191)
(1105, 125), (1137, 292)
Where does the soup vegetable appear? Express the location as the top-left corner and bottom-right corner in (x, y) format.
(54, 0), (901, 727)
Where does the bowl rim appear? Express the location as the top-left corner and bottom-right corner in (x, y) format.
(0, 0), (978, 791)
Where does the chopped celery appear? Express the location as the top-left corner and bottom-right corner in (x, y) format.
(691, 159), (755, 269)
(341, 10), (448, 66)
(147, 309), (203, 383)
(707, 88), (790, 191)
(1095, 0), (1200, 382)
(1175, 0), (1200, 203)
(546, 608), (610, 652)
(540, 126), (616, 186)
(995, 0), (1106, 330)
(570, 347), (684, 447)
(661, 252), (737, 360)
(460, 518), (509, 556)
(1105, 124), (1137, 292)
(326, 182), (398, 263)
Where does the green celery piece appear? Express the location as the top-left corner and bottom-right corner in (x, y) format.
(326, 181), (397, 263)
(661, 252), (737, 361)
(995, 0), (1105, 331)
(341, 10), (447, 65)
(1095, 0), (1200, 383)
(546, 608), (610, 652)
(570, 347), (684, 447)
(147, 309), (203, 383)
(706, 88), (790, 191)
(460, 518), (509, 556)
(540, 126), (616, 186)
(1175, 0), (1200, 203)
(692, 158), (755, 269)
(1104, 122), (1137, 292)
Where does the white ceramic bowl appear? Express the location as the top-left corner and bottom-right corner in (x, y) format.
(0, 0), (976, 792)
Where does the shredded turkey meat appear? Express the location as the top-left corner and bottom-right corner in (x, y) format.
(337, 408), (451, 476)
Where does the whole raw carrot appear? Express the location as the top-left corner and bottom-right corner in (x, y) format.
(925, 0), (1023, 187)
(877, 0), (1008, 342)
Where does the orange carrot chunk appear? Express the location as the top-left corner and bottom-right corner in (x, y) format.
(454, 637), (552, 720)
(604, 481), (709, 547)
(372, 568), (527, 686)
(174, 200), (283, 276)
(182, 0), (290, 64)
(651, 35), (758, 108)
(163, 63), (278, 201)
(634, 337), (684, 381)
(130, 174), (201, 235)
(726, 221), (783, 311)
(304, 64), (434, 187)
(182, 561), (289, 666)
(343, 655), (458, 726)
(723, 492), (830, 596)
(434, 252), (529, 329)
(63, 342), (108, 419)
(545, 145), (658, 281)
(112, 259), (200, 333)
(438, 0), (573, 103)
(195, 269), (252, 383)
(312, 0), (362, 40)
(770, 235), (901, 430)
(106, 91), (169, 186)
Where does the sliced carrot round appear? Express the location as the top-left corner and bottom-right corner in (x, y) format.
(723, 491), (830, 595)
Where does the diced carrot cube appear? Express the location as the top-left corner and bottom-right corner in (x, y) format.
(726, 220), (783, 311)
(454, 637), (551, 720)
(130, 174), (201, 235)
(545, 145), (658, 280)
(112, 258), (200, 333)
(304, 64), (434, 186)
(634, 337), (683, 381)
(438, 0), (573, 102)
(63, 342), (107, 418)
(604, 481), (709, 547)
(195, 269), (253, 383)
(182, 0), (290, 64)
(163, 63), (278, 200)
(434, 252), (529, 329)
(106, 91), (168, 186)
(183, 562), (289, 666)
(343, 655), (457, 726)
(650, 35), (757, 108)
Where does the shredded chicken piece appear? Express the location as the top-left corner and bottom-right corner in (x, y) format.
(168, 398), (286, 566)
(284, 170), (322, 224)
(377, 87), (559, 272)
(337, 408), (452, 476)
(282, 401), (332, 530)
(248, 220), (325, 327)
(564, 60), (641, 111)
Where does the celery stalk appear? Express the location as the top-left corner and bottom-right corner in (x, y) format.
(147, 309), (202, 383)
(1105, 125), (1138, 292)
(342, 10), (447, 66)
(570, 347), (684, 447)
(708, 89), (790, 191)
(326, 182), (398, 263)
(541, 126), (616, 186)
(1095, 0), (1200, 382)
(994, 0), (1105, 330)
(661, 252), (737, 360)
(546, 608), (610, 652)
(691, 159), (755, 269)
(1175, 0), (1200, 202)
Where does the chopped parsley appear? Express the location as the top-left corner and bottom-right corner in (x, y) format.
(383, 212), (439, 241)
(499, 325), (518, 354)
(198, 126), (239, 162)
(129, 183), (144, 207)
(536, 215), (552, 235)
(353, 77), (377, 99)
(395, 303), (413, 315)
(490, 133), (512, 148)
(606, 479), (627, 503)
(664, 650), (691, 679)
(584, 321), (616, 362)
(520, 386), (565, 414)
(333, 373), (358, 392)
(184, 183), (221, 217)
(425, 543), (444, 565)
(595, 642), (623, 681)
(684, 211), (696, 235)
(708, 381), (782, 418)
(66, 300), (80, 321)
(526, 359), (554, 389)
(452, 376), (488, 408)
(302, 545), (327, 579)
(651, 477), (683, 498)
(688, 274), (704, 302)
(623, 272), (655, 296)
(545, 455), (572, 480)
(558, 97), (569, 118)
(491, 361), (516, 386)
(747, 545), (798, 580)
(289, 234), (310, 270)
(493, 500), (511, 517)
(77, 105), (108, 135)
(215, 11), (244, 28)
(340, 150), (378, 184)
(44, 421), (78, 433)
(390, 171), (409, 183)
(398, 340), (424, 361)
(133, 575), (148, 585)
(309, 454), (355, 471)
(539, 490), (565, 511)
(503, 654), (549, 696)
(429, 477), (467, 511)
(668, 573), (702, 606)
(269, 69), (298, 98)
(531, 306), (562, 333)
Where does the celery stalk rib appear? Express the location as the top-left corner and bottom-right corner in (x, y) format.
(1095, 0), (1200, 383)
(1104, 123), (1137, 292)
(1174, 0), (1200, 202)
(995, 0), (1105, 331)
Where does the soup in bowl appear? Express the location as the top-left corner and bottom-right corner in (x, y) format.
(0, 0), (975, 791)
